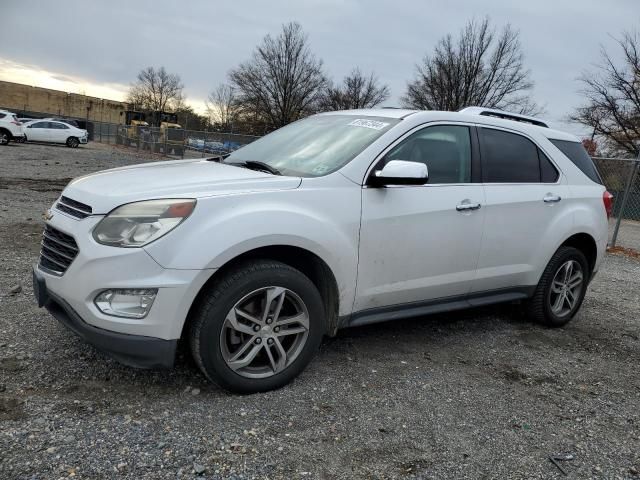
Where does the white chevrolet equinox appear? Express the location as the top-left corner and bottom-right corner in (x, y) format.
(33, 107), (611, 393)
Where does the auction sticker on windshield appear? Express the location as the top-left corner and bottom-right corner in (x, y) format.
(348, 119), (390, 130)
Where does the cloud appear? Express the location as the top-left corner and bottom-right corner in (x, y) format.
(1, 0), (637, 133)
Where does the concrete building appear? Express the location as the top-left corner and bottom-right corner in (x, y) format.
(0, 80), (129, 123)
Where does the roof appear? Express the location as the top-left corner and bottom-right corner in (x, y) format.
(320, 108), (579, 142)
(319, 108), (418, 119)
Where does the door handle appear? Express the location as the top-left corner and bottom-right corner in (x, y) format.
(543, 195), (562, 203)
(456, 202), (481, 211)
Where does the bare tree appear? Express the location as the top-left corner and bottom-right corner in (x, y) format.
(320, 68), (390, 111)
(402, 18), (541, 115)
(229, 22), (326, 128)
(206, 84), (239, 129)
(572, 30), (640, 156)
(127, 66), (184, 112)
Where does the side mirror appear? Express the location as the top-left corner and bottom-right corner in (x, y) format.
(370, 160), (428, 187)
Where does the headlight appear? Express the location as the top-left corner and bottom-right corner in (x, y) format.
(93, 199), (196, 247)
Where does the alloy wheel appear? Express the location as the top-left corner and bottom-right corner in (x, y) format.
(549, 259), (584, 317)
(220, 286), (310, 379)
(0, 132), (8, 145)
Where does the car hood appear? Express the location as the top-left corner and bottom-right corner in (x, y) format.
(62, 159), (302, 214)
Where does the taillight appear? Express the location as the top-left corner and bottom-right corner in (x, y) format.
(603, 191), (614, 218)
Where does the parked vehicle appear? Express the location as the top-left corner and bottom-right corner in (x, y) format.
(18, 117), (39, 124)
(147, 111), (185, 156)
(116, 110), (149, 147)
(0, 109), (26, 144)
(33, 107), (610, 393)
(23, 120), (88, 147)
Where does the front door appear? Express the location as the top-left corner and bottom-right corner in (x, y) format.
(355, 124), (485, 312)
(26, 121), (51, 142)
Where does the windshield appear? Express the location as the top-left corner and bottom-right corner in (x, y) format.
(225, 115), (399, 177)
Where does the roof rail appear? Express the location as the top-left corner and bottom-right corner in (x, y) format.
(458, 107), (548, 128)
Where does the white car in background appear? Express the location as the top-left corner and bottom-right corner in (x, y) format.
(0, 109), (26, 145)
(23, 119), (88, 148)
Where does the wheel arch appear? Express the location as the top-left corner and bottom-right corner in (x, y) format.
(0, 127), (11, 143)
(181, 244), (341, 341)
(559, 232), (598, 275)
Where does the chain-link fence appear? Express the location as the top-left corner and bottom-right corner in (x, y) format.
(89, 121), (261, 159)
(593, 156), (640, 251)
(0, 105), (262, 160)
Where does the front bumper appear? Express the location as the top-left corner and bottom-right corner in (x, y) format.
(34, 212), (215, 368)
(34, 266), (176, 368)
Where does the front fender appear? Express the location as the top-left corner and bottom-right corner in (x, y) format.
(144, 185), (361, 316)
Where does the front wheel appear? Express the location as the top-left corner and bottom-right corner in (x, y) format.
(189, 260), (325, 393)
(525, 246), (589, 327)
(66, 137), (80, 148)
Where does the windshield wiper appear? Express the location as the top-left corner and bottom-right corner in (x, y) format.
(239, 160), (282, 176)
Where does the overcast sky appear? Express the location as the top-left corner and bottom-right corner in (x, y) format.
(2, 0), (637, 135)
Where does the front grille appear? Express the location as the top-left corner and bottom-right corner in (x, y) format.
(55, 196), (92, 219)
(39, 225), (79, 275)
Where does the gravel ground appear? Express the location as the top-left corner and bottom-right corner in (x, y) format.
(1, 142), (640, 479)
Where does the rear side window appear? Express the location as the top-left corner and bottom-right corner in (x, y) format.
(549, 139), (602, 184)
(539, 150), (559, 183)
(479, 128), (551, 183)
(0, 113), (5, 119)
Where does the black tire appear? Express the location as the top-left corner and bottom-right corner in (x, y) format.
(0, 130), (10, 145)
(525, 246), (589, 327)
(66, 137), (80, 148)
(189, 260), (325, 393)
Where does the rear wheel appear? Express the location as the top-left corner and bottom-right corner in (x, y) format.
(66, 137), (80, 148)
(525, 246), (589, 327)
(189, 260), (325, 393)
(0, 130), (10, 145)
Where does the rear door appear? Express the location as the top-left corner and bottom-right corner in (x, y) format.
(49, 122), (70, 143)
(471, 126), (570, 293)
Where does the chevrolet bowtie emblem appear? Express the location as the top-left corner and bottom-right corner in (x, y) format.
(43, 209), (53, 221)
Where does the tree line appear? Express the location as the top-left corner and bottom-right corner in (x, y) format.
(127, 18), (640, 156)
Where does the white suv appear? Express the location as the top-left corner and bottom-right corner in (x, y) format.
(33, 107), (611, 393)
(0, 109), (26, 145)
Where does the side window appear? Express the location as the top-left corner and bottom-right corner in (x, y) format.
(384, 125), (472, 183)
(51, 122), (69, 129)
(31, 122), (49, 129)
(0, 113), (5, 119)
(539, 150), (559, 183)
(480, 128), (544, 183)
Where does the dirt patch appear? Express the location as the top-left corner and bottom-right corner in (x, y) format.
(0, 177), (72, 192)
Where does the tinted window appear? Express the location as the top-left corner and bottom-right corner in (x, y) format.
(31, 122), (49, 129)
(550, 139), (602, 184)
(384, 125), (472, 183)
(539, 150), (559, 183)
(51, 122), (69, 129)
(480, 128), (540, 183)
(0, 113), (5, 119)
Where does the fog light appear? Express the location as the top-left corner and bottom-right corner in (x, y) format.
(94, 289), (158, 319)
